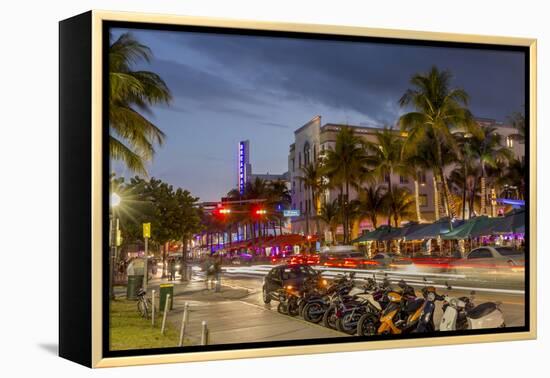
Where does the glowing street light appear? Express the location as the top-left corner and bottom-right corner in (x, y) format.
(111, 192), (121, 207)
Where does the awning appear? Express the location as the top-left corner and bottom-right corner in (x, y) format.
(405, 218), (464, 240)
(491, 209), (525, 234)
(441, 216), (496, 239)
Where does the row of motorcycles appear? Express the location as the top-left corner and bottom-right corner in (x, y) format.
(275, 271), (506, 336)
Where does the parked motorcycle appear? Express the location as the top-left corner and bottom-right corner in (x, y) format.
(439, 284), (505, 331)
(335, 277), (388, 334)
(300, 272), (355, 326)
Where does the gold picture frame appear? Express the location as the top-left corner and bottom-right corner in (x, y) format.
(59, 10), (537, 368)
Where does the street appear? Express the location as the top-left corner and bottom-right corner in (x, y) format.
(144, 264), (526, 347)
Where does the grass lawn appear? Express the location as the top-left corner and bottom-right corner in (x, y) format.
(110, 299), (185, 350)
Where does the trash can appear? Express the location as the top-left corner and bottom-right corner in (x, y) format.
(126, 275), (144, 300)
(159, 283), (174, 311)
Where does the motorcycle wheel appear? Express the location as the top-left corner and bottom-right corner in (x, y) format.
(322, 306), (338, 329)
(336, 313), (360, 335)
(277, 302), (288, 315)
(303, 302), (324, 323)
(357, 313), (378, 336)
(262, 286), (271, 304)
(288, 303), (300, 317)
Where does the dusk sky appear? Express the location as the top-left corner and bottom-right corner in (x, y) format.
(111, 27), (525, 202)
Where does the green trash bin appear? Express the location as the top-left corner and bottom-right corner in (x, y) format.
(159, 283), (174, 311)
(126, 275), (144, 300)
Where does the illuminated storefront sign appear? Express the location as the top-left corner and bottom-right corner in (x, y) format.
(283, 209), (300, 217)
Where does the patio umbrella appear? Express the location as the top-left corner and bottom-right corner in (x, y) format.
(405, 218), (463, 240)
(441, 216), (496, 239)
(491, 209), (526, 234)
(352, 225), (393, 243)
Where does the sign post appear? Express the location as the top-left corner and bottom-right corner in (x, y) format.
(143, 223), (151, 289)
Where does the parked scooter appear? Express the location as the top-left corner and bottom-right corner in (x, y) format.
(357, 279), (422, 335)
(412, 278), (445, 333)
(439, 283), (505, 331)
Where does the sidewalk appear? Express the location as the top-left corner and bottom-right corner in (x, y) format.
(162, 280), (346, 346)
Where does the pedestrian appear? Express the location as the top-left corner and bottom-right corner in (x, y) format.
(205, 255), (216, 290)
(169, 258), (176, 281)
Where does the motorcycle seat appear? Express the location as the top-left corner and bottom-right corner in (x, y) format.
(467, 302), (497, 319)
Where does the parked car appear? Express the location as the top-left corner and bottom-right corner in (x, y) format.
(450, 246), (525, 274)
(262, 264), (320, 304)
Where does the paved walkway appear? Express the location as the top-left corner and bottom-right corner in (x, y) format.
(161, 280), (345, 346)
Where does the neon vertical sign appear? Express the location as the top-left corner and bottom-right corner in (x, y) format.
(239, 141), (246, 194)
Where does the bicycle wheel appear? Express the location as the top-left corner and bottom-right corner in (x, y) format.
(137, 299), (149, 319)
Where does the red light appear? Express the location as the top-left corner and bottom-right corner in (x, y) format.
(255, 209), (267, 215)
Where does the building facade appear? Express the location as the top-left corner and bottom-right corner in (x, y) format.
(287, 116), (524, 239)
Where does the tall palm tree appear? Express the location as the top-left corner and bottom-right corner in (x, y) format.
(367, 127), (408, 223)
(471, 126), (513, 215)
(383, 187), (416, 228)
(297, 161), (324, 241)
(319, 200), (340, 245)
(500, 158), (525, 199)
(508, 111), (526, 144)
(109, 33), (172, 175)
(324, 127), (370, 243)
(399, 66), (481, 222)
(357, 185), (387, 229)
(269, 179), (292, 235)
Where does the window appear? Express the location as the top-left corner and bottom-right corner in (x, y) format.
(292, 181), (296, 194)
(298, 152), (302, 168)
(418, 171), (427, 185)
(303, 142), (311, 166)
(419, 194), (428, 207)
(399, 175), (409, 184)
(313, 144), (317, 162)
(299, 201), (303, 214)
(506, 136), (514, 148)
(467, 248), (493, 259)
(291, 158), (295, 172)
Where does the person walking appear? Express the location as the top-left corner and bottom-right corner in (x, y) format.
(169, 258), (176, 281)
(205, 255), (215, 290)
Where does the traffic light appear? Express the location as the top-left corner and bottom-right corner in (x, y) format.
(255, 209), (267, 215)
(213, 205), (231, 217)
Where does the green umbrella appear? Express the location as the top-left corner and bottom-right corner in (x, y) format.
(441, 216), (497, 239)
(352, 225), (392, 243)
(491, 209), (525, 234)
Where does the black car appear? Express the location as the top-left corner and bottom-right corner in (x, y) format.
(262, 264), (319, 304)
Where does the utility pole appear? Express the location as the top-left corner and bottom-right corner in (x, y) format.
(143, 223), (151, 289)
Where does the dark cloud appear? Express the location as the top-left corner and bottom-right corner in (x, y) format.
(163, 32), (525, 123)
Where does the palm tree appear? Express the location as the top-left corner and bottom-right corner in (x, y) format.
(399, 66), (481, 222)
(383, 187), (416, 228)
(501, 158), (525, 199)
(367, 127), (408, 223)
(319, 200), (340, 245)
(324, 127), (370, 243)
(508, 111), (526, 144)
(269, 180), (292, 235)
(471, 126), (513, 215)
(297, 161), (324, 241)
(357, 185), (386, 229)
(109, 33), (172, 175)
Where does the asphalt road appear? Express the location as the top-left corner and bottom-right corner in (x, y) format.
(156, 264), (525, 347)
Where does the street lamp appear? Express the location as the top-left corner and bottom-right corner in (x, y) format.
(110, 192), (121, 300)
(111, 192), (121, 207)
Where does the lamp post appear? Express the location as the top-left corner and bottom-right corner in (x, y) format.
(110, 193), (121, 300)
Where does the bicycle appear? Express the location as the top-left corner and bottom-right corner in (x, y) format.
(137, 288), (153, 319)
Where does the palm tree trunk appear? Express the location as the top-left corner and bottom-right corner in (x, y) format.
(414, 179), (421, 222)
(345, 180), (350, 243)
(462, 166), (467, 220)
(480, 174), (487, 216)
(433, 175), (440, 221)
